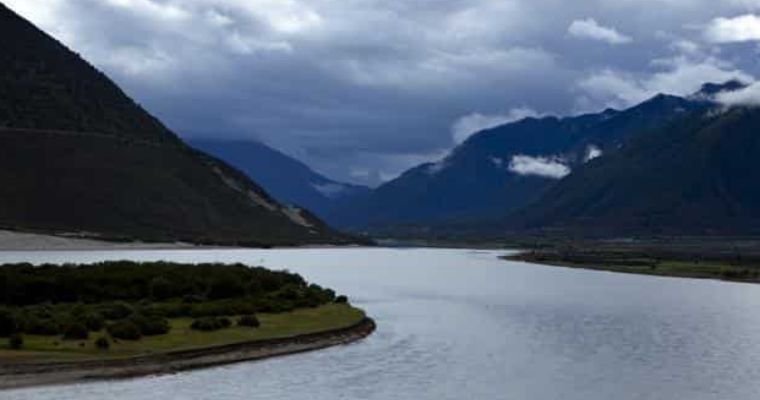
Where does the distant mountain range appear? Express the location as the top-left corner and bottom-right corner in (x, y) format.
(508, 102), (760, 236)
(328, 83), (734, 233)
(3, 0), (756, 242)
(188, 139), (370, 221)
(0, 3), (356, 246)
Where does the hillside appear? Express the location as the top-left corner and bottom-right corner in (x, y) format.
(0, 3), (353, 246)
(189, 139), (370, 222)
(329, 92), (708, 231)
(508, 106), (760, 236)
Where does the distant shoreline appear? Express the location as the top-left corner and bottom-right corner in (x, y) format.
(506, 249), (760, 284)
(0, 230), (206, 251)
(0, 317), (375, 390)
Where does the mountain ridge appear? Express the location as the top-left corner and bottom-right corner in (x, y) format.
(328, 88), (714, 231)
(188, 139), (370, 222)
(0, 2), (355, 246)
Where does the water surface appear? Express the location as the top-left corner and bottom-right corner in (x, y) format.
(3, 247), (760, 400)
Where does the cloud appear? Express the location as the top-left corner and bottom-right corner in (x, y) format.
(568, 18), (632, 44)
(451, 108), (540, 144)
(585, 145), (603, 162)
(311, 182), (347, 198)
(5, 0), (760, 186)
(508, 155), (571, 179)
(705, 14), (760, 43)
(577, 56), (753, 108)
(715, 81), (760, 105)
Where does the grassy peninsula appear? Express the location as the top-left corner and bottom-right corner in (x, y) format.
(0, 261), (369, 363)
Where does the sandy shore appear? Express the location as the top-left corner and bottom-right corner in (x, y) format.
(0, 318), (375, 390)
(0, 230), (201, 251)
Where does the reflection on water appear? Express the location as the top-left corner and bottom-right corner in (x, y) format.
(3, 247), (760, 400)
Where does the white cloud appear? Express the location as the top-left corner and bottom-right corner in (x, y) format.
(577, 56), (753, 108)
(311, 182), (347, 198)
(451, 107), (539, 144)
(669, 39), (700, 54)
(508, 155), (571, 179)
(568, 18), (632, 45)
(715, 81), (760, 105)
(585, 145), (603, 162)
(705, 14), (760, 43)
(340, 46), (557, 89)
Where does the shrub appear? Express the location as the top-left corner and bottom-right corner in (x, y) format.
(149, 276), (173, 300)
(335, 295), (349, 304)
(62, 322), (89, 340)
(8, 334), (23, 350)
(78, 312), (105, 332)
(0, 308), (18, 337)
(129, 314), (170, 336)
(95, 336), (110, 350)
(189, 300), (256, 318)
(182, 294), (204, 304)
(107, 320), (142, 341)
(190, 317), (231, 332)
(99, 302), (134, 320)
(22, 316), (60, 336)
(237, 315), (260, 328)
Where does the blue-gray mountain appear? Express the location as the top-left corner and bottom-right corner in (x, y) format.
(506, 101), (760, 236)
(188, 139), (370, 221)
(328, 84), (739, 232)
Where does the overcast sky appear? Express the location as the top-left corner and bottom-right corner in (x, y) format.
(6, 0), (760, 186)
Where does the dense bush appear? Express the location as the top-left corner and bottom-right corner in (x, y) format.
(98, 302), (134, 320)
(21, 316), (60, 336)
(0, 262), (309, 306)
(191, 317), (232, 332)
(335, 295), (349, 304)
(237, 315), (260, 328)
(8, 334), (23, 350)
(0, 261), (342, 341)
(189, 299), (258, 318)
(0, 308), (18, 337)
(78, 312), (105, 332)
(129, 314), (170, 336)
(62, 322), (89, 340)
(149, 276), (173, 301)
(95, 336), (110, 350)
(107, 320), (142, 341)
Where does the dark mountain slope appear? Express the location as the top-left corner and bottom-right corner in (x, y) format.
(0, 3), (351, 245)
(189, 139), (370, 221)
(329, 93), (707, 230)
(510, 107), (760, 236)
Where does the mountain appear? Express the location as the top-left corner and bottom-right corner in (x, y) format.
(506, 104), (760, 236)
(329, 91), (710, 231)
(0, 3), (354, 246)
(188, 139), (370, 221)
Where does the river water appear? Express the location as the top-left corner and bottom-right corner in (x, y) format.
(3, 247), (760, 400)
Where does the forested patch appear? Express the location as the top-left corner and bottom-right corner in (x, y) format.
(0, 261), (343, 342)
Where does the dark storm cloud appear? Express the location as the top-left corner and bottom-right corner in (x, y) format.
(7, 0), (760, 185)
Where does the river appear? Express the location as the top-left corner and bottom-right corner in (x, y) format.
(3, 247), (760, 399)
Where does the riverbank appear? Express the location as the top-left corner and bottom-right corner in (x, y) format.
(0, 230), (202, 251)
(0, 317), (375, 389)
(507, 244), (760, 283)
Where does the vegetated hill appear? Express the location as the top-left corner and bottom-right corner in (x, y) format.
(189, 139), (370, 222)
(328, 91), (710, 231)
(0, 3), (354, 246)
(506, 106), (760, 236)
